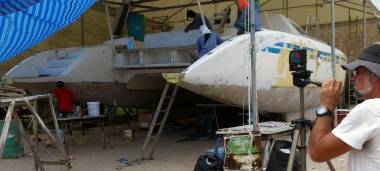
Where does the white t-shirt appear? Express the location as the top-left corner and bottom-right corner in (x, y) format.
(332, 99), (380, 171)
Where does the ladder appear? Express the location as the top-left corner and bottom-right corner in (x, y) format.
(347, 9), (362, 107)
(113, 2), (131, 36)
(137, 82), (178, 163)
(305, 16), (320, 39)
(347, 10), (359, 59)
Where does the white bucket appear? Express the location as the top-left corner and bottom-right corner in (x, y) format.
(87, 101), (100, 116)
(124, 130), (132, 139)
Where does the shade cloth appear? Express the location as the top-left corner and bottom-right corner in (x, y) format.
(0, 0), (96, 63)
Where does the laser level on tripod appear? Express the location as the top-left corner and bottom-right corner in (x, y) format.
(286, 49), (335, 171)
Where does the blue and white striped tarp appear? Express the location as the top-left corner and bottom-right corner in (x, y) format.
(0, 0), (40, 16)
(0, 0), (96, 63)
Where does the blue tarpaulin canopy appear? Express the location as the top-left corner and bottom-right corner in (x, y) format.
(0, 0), (40, 16)
(0, 0), (96, 63)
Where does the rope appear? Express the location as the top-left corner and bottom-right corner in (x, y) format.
(196, 0), (206, 26)
(212, 101), (220, 129)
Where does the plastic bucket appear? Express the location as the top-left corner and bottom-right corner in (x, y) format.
(87, 101), (100, 116)
(337, 109), (350, 125)
(0, 120), (24, 159)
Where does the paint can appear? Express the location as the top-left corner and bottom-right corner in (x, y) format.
(218, 129), (262, 170)
(124, 129), (133, 142)
(0, 120), (24, 159)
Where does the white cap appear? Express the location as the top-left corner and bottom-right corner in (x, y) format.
(200, 25), (211, 35)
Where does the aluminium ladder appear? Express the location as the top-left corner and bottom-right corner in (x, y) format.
(137, 82), (178, 163)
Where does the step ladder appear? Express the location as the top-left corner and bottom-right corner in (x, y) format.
(348, 10), (359, 59)
(305, 15), (320, 39)
(137, 82), (178, 163)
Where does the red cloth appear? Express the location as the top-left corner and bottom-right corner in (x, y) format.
(53, 87), (73, 113)
(237, 0), (249, 10)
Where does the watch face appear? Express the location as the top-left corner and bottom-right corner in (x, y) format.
(317, 106), (328, 115)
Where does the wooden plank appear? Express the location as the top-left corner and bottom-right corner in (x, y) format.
(101, 119), (106, 149)
(56, 115), (107, 121)
(47, 94), (66, 156)
(33, 115), (38, 171)
(0, 94), (49, 103)
(23, 98), (67, 157)
(12, 111), (46, 171)
(40, 160), (67, 165)
(0, 100), (15, 161)
(32, 98), (38, 171)
(116, 63), (191, 69)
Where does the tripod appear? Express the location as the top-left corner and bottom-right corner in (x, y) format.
(286, 87), (336, 171)
(285, 49), (336, 171)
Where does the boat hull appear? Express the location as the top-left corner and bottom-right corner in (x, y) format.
(164, 30), (347, 113)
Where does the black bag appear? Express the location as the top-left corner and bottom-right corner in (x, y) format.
(266, 140), (301, 171)
(194, 154), (223, 171)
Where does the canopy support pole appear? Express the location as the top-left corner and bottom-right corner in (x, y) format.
(249, 0), (258, 128)
(331, 0), (336, 78)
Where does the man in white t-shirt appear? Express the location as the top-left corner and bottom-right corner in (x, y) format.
(309, 42), (380, 171)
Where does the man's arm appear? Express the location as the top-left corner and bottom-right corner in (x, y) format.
(309, 115), (351, 162)
(308, 79), (351, 162)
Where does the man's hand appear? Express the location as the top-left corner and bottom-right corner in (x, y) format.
(320, 79), (342, 111)
(309, 79), (351, 162)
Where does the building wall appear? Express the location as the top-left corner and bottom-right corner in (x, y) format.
(309, 18), (380, 62)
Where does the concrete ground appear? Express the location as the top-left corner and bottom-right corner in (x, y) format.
(0, 124), (348, 171)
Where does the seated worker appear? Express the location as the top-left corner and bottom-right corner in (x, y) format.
(53, 81), (73, 117)
(196, 25), (224, 58)
(234, 0), (261, 34)
(184, 10), (212, 32)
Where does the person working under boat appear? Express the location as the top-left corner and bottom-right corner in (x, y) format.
(53, 81), (73, 117)
(309, 42), (380, 170)
(234, 0), (261, 35)
(184, 10), (212, 32)
(196, 25), (224, 58)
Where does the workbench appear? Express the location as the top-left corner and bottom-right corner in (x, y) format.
(57, 115), (107, 150)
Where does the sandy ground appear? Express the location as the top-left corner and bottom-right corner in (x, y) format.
(0, 124), (348, 171)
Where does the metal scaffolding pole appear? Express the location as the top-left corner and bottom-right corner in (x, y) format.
(331, 0), (336, 78)
(80, 16), (85, 46)
(249, 0), (258, 128)
(363, 0), (367, 48)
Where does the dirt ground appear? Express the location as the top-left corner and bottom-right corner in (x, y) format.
(0, 124), (348, 171)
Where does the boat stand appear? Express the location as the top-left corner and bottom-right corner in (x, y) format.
(0, 94), (71, 171)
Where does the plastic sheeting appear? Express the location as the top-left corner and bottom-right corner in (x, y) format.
(0, 0), (95, 63)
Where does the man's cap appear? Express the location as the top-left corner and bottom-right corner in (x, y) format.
(56, 81), (65, 87)
(342, 42), (380, 77)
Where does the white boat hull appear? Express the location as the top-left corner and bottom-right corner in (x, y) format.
(164, 30), (347, 113)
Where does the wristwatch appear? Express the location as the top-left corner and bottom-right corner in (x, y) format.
(316, 106), (333, 117)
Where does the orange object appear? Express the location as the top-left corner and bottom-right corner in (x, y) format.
(237, 0), (249, 10)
